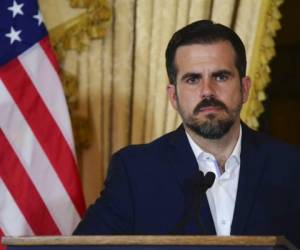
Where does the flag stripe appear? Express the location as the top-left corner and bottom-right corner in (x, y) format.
(0, 226), (6, 250)
(0, 59), (85, 217)
(19, 40), (75, 155)
(39, 37), (60, 73)
(0, 131), (61, 235)
(0, 178), (34, 236)
(0, 79), (81, 235)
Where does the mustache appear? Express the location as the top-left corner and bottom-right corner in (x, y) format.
(193, 97), (228, 115)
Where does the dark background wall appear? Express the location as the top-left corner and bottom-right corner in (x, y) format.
(259, 0), (300, 145)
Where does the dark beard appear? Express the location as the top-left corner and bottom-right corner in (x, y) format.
(186, 114), (235, 139)
(183, 96), (241, 139)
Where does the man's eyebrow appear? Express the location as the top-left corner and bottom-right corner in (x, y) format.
(211, 69), (233, 77)
(181, 72), (201, 81)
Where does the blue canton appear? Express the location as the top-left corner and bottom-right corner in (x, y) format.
(0, 0), (48, 65)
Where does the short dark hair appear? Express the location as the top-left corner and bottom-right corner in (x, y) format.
(165, 20), (247, 85)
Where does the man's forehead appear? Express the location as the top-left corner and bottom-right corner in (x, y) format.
(175, 40), (236, 56)
(174, 41), (238, 72)
(176, 42), (235, 62)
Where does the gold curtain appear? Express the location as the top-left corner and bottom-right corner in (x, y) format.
(40, 0), (283, 206)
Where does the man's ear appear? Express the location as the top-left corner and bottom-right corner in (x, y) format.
(167, 84), (178, 111)
(241, 76), (252, 103)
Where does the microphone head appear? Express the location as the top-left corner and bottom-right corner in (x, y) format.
(204, 171), (215, 188)
(183, 171), (215, 193)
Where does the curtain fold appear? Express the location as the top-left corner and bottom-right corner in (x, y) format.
(235, 0), (284, 128)
(111, 0), (135, 153)
(211, 0), (236, 26)
(131, 0), (153, 144)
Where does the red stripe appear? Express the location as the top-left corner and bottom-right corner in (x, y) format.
(39, 37), (60, 73)
(0, 58), (85, 216)
(0, 130), (60, 235)
(0, 228), (5, 250)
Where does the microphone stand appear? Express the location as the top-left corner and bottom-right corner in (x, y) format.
(171, 171), (215, 235)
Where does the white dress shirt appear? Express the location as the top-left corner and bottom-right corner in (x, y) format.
(186, 127), (242, 235)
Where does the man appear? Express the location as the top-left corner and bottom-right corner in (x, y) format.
(74, 20), (300, 247)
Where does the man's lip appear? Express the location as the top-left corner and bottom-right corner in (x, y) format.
(199, 106), (222, 112)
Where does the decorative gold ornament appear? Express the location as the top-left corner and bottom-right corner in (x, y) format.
(48, 0), (111, 151)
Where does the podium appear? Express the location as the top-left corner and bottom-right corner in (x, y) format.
(2, 236), (298, 250)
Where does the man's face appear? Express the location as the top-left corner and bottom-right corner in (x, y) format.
(167, 41), (251, 139)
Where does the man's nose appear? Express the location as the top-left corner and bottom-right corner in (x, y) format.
(200, 78), (215, 98)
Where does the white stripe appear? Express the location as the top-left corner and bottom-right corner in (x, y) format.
(18, 42), (76, 157)
(0, 178), (34, 236)
(0, 80), (80, 235)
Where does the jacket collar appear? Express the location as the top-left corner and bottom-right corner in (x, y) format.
(231, 122), (266, 234)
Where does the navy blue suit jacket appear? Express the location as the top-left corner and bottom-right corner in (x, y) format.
(74, 123), (300, 247)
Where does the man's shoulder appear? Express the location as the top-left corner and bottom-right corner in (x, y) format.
(106, 127), (187, 174)
(242, 122), (300, 157)
(114, 126), (184, 158)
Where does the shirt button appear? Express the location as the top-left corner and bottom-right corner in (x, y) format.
(221, 220), (227, 225)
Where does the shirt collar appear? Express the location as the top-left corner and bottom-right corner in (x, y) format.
(186, 125), (242, 167)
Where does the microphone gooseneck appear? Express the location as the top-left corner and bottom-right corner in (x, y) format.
(171, 171), (216, 234)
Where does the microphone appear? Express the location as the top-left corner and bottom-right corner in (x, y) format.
(202, 172), (215, 189)
(171, 171), (215, 234)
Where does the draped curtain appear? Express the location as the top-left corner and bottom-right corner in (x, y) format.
(39, 0), (283, 205)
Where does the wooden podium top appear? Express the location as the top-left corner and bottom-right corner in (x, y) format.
(2, 235), (297, 249)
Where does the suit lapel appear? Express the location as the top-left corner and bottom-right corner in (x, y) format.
(167, 125), (199, 188)
(166, 125), (216, 235)
(231, 123), (267, 234)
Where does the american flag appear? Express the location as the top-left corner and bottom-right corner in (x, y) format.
(0, 0), (85, 247)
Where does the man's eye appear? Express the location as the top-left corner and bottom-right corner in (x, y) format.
(186, 77), (198, 84)
(215, 74), (229, 82)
